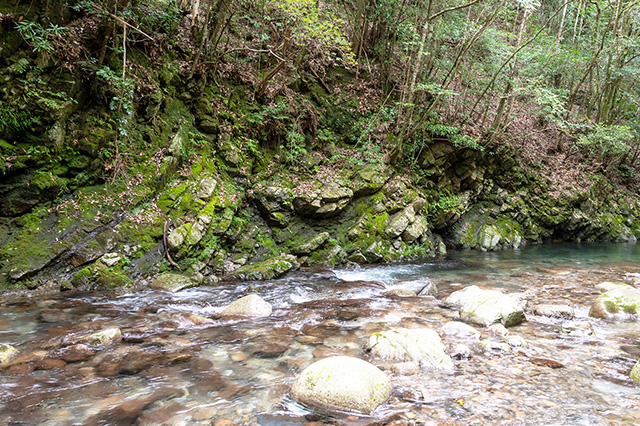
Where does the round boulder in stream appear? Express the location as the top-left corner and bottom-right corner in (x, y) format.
(445, 285), (526, 327)
(221, 294), (272, 317)
(292, 356), (391, 415)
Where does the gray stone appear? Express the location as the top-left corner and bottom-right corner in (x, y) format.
(442, 321), (480, 340)
(402, 216), (428, 243)
(291, 356), (391, 415)
(560, 320), (594, 337)
(446, 285), (526, 327)
(480, 340), (511, 353)
(196, 178), (217, 200)
(221, 294), (272, 317)
(451, 343), (472, 360)
(100, 253), (122, 267)
(533, 304), (575, 319)
(391, 361), (420, 376)
(506, 335), (527, 348)
(365, 328), (454, 371)
(385, 206), (415, 239)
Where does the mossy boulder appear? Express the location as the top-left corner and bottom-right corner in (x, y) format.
(292, 356), (391, 415)
(78, 328), (122, 346)
(453, 209), (523, 251)
(150, 273), (200, 292)
(70, 263), (132, 291)
(446, 285), (526, 327)
(293, 184), (353, 219)
(385, 206), (416, 238)
(351, 165), (391, 197)
(589, 282), (640, 318)
(631, 360), (640, 382)
(221, 294), (272, 317)
(365, 328), (454, 371)
(292, 232), (330, 255)
(0, 344), (19, 366)
(229, 255), (300, 281)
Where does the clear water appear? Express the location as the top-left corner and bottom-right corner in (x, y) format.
(1, 243), (639, 425)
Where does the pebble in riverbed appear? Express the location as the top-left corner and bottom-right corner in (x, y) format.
(445, 285), (526, 327)
(221, 294), (272, 318)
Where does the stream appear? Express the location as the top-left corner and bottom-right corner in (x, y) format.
(1, 243), (640, 425)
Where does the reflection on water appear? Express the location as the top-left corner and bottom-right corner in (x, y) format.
(0, 243), (639, 425)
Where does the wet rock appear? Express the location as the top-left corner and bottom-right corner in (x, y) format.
(590, 282), (640, 318)
(391, 361), (420, 376)
(78, 327), (122, 346)
(446, 285), (526, 327)
(35, 357), (67, 370)
(560, 320), (594, 337)
(365, 328), (454, 371)
(5, 363), (35, 375)
(442, 321), (480, 340)
(506, 335), (528, 348)
(58, 344), (96, 362)
(451, 344), (472, 360)
(479, 340), (511, 353)
(292, 232), (330, 255)
(84, 388), (182, 426)
(150, 273), (200, 292)
(385, 288), (417, 297)
(292, 356), (391, 415)
(221, 294), (272, 317)
(530, 357), (564, 368)
(533, 304), (575, 319)
(136, 401), (187, 426)
(0, 344), (19, 366)
(631, 360), (640, 382)
(487, 323), (510, 336)
(229, 255), (300, 280)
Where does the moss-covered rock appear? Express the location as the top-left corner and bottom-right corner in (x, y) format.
(229, 255), (300, 280)
(292, 232), (330, 255)
(589, 282), (640, 318)
(150, 273), (200, 292)
(0, 344), (19, 366)
(631, 360), (640, 382)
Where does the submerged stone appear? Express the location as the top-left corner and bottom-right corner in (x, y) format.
(79, 328), (122, 346)
(365, 328), (454, 371)
(291, 356), (391, 414)
(590, 282), (640, 318)
(446, 285), (526, 327)
(221, 294), (272, 317)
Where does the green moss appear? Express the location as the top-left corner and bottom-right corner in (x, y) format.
(604, 299), (620, 313)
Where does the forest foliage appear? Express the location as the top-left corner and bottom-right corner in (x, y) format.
(2, 0), (640, 184)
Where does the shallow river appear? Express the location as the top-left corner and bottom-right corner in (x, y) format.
(1, 243), (640, 425)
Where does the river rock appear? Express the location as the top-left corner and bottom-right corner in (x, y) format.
(631, 360), (640, 381)
(150, 273), (200, 292)
(229, 255), (300, 280)
(221, 294), (272, 317)
(446, 285), (526, 327)
(79, 328), (122, 346)
(0, 344), (19, 366)
(451, 343), (472, 360)
(365, 328), (454, 371)
(533, 304), (575, 319)
(442, 321), (481, 340)
(391, 361), (421, 376)
(589, 282), (640, 318)
(291, 356), (391, 414)
(480, 340), (511, 353)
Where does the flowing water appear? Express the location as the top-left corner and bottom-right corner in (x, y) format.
(1, 243), (640, 425)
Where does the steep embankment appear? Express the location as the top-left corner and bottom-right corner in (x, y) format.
(1, 4), (639, 293)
